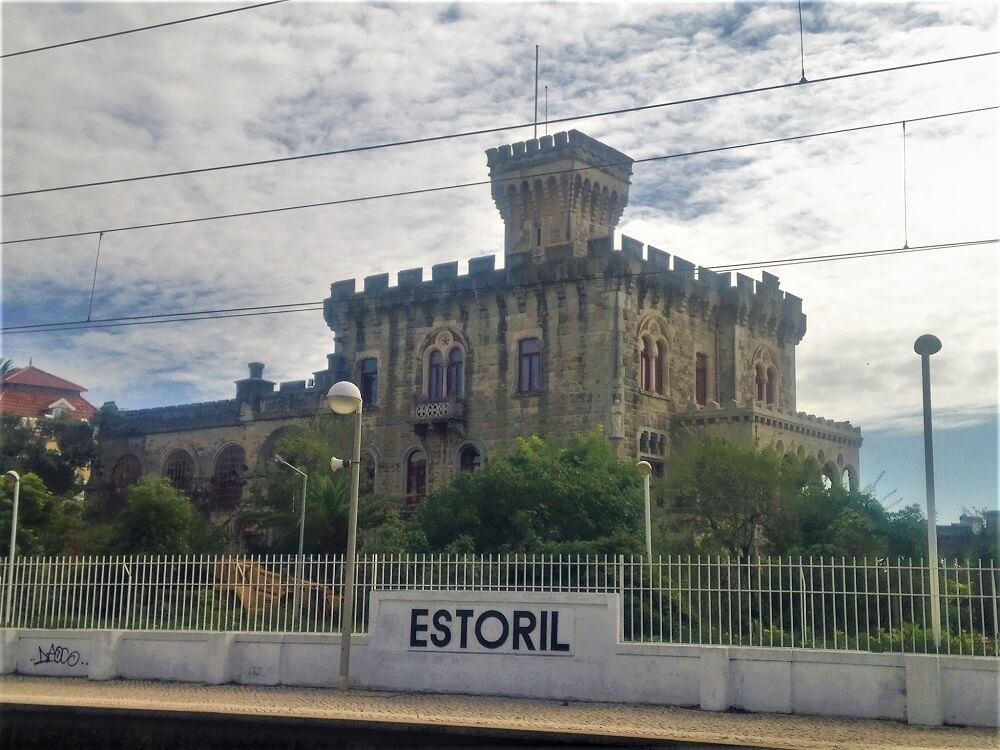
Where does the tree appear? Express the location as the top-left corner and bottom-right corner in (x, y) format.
(113, 476), (224, 555)
(0, 359), (14, 377)
(0, 413), (96, 495)
(0, 472), (90, 555)
(660, 437), (809, 557)
(417, 429), (643, 554)
(246, 417), (394, 554)
(660, 436), (929, 560)
(361, 510), (428, 554)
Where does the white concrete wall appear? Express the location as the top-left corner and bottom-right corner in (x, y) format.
(1, 591), (996, 728)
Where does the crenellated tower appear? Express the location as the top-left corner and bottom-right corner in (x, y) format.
(486, 130), (633, 262)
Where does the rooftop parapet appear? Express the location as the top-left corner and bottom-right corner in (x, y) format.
(485, 129), (634, 181)
(324, 234), (807, 344)
(674, 400), (862, 444)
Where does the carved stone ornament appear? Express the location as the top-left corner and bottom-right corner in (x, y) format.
(436, 332), (453, 348)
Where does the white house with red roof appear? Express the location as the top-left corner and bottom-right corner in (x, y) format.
(0, 365), (98, 422)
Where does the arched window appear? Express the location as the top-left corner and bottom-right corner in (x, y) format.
(212, 445), (246, 510)
(111, 454), (142, 507)
(459, 444), (483, 472)
(654, 341), (666, 395)
(163, 449), (194, 494)
(640, 337), (653, 391)
(518, 338), (542, 393)
(755, 365), (767, 402)
(447, 347), (464, 397)
(405, 449), (427, 504)
(637, 318), (668, 395)
(428, 350), (446, 400)
(766, 366), (777, 405)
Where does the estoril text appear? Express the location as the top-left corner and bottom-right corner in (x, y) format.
(409, 607), (573, 654)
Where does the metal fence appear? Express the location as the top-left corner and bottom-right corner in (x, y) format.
(1, 554), (996, 656)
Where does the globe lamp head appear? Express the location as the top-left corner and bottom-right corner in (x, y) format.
(326, 381), (362, 415)
(913, 334), (942, 357)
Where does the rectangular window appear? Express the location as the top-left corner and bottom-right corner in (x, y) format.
(695, 353), (708, 406)
(360, 358), (378, 406)
(518, 338), (542, 393)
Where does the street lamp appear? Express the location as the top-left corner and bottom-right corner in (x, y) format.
(272, 453), (308, 619)
(4, 470), (20, 627)
(636, 461), (653, 560)
(327, 380), (363, 691)
(914, 333), (943, 646)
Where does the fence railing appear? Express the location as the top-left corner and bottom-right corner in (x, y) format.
(1, 554), (996, 656)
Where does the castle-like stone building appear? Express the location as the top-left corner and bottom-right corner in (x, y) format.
(93, 130), (862, 530)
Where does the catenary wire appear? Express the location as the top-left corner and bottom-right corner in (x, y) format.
(2, 104), (994, 247)
(2, 49), (996, 198)
(0, 1), (290, 59)
(3, 239), (994, 335)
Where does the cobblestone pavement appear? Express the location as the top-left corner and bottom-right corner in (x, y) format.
(1, 675), (996, 750)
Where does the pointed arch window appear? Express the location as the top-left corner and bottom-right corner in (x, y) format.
(640, 337), (653, 392)
(428, 350), (446, 400)
(638, 319), (668, 395)
(405, 449), (427, 504)
(447, 347), (464, 397)
(765, 366), (777, 405)
(654, 341), (666, 395)
(755, 365), (767, 402)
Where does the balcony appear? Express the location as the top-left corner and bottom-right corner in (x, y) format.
(411, 396), (466, 437)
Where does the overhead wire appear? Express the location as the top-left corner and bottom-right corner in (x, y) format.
(3, 238), (994, 335)
(2, 49), (996, 199)
(3, 104), (995, 247)
(0, 0), (290, 59)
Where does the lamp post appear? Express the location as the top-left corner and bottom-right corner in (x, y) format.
(327, 380), (363, 691)
(272, 453), (308, 619)
(636, 461), (653, 560)
(914, 333), (942, 646)
(4, 470), (20, 627)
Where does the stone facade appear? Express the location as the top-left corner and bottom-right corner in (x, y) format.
(323, 129), (861, 498)
(91, 360), (348, 533)
(93, 129), (862, 528)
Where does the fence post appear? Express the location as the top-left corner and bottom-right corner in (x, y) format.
(618, 555), (626, 642)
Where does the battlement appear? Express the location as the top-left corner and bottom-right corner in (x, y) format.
(617, 233), (804, 318)
(327, 233), (804, 323)
(485, 129), (633, 180)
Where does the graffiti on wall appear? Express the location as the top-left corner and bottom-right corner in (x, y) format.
(30, 643), (88, 668)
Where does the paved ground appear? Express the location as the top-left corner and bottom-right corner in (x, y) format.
(0, 675), (996, 750)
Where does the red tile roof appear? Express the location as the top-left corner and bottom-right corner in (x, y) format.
(0, 390), (98, 420)
(1, 365), (87, 392)
(0, 365), (98, 420)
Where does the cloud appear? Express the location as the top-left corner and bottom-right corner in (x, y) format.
(1, 1), (996, 456)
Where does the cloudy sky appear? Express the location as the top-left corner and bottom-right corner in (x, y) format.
(2, 1), (997, 520)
